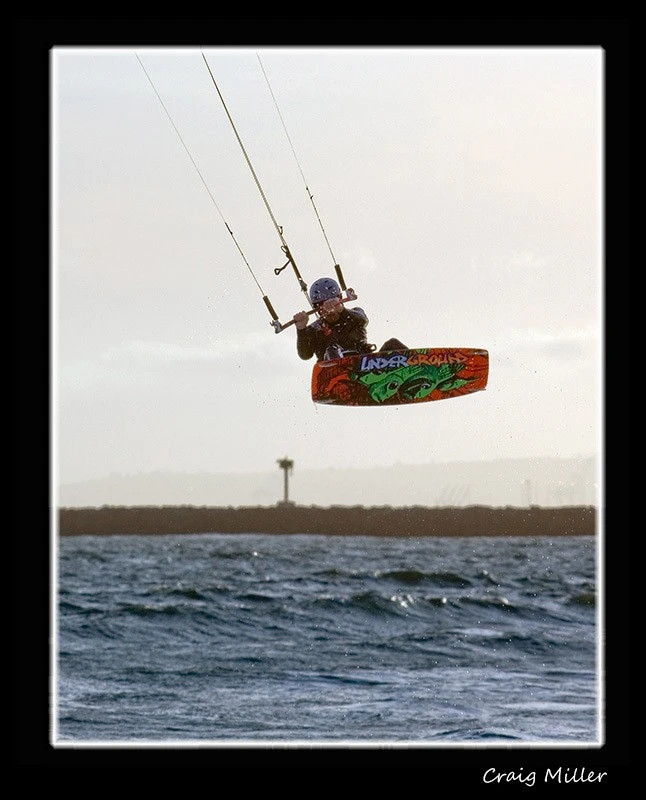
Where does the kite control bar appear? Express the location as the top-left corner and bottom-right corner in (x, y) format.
(270, 288), (358, 333)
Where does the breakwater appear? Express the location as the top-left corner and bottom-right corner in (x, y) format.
(57, 505), (597, 537)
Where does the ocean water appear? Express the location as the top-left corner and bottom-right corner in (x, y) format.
(54, 533), (600, 746)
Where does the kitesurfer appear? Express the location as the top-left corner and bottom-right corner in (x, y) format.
(294, 277), (407, 362)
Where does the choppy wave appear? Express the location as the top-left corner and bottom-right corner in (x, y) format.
(55, 533), (599, 744)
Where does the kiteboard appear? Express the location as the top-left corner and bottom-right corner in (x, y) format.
(311, 347), (489, 406)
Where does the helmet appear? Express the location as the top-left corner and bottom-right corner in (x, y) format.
(309, 277), (341, 306)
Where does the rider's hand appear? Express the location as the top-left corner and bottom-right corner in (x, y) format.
(294, 311), (309, 330)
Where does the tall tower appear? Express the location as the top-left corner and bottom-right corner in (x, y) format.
(277, 457), (294, 506)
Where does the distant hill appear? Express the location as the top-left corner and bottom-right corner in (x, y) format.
(58, 455), (598, 508)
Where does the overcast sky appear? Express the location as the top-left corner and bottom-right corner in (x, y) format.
(52, 46), (602, 489)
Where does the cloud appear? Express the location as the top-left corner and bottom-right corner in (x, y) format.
(340, 244), (379, 276)
(58, 330), (300, 394)
(509, 250), (547, 271)
(500, 326), (598, 363)
(104, 332), (271, 364)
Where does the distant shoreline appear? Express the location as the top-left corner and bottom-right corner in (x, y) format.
(57, 505), (597, 537)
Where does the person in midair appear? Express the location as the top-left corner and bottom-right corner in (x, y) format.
(293, 277), (407, 362)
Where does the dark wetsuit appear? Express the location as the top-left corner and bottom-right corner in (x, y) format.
(296, 307), (374, 361)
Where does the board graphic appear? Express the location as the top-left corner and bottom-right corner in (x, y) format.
(311, 347), (489, 406)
